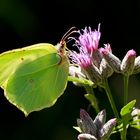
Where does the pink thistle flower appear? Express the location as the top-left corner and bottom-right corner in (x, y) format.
(75, 24), (101, 55)
(70, 51), (92, 69)
(69, 50), (101, 84)
(104, 43), (112, 53)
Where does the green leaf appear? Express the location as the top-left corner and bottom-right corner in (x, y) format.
(120, 100), (136, 122)
(73, 126), (82, 133)
(0, 43), (69, 116)
(120, 100), (136, 117)
(68, 76), (95, 87)
(130, 125), (140, 130)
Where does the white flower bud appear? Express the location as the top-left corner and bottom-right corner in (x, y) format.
(78, 134), (97, 140)
(92, 49), (102, 68)
(93, 110), (106, 130)
(131, 108), (140, 125)
(69, 66), (86, 86)
(104, 43), (112, 53)
(83, 64), (102, 84)
(80, 109), (97, 136)
(100, 58), (114, 78)
(121, 49), (136, 75)
(76, 109), (116, 140)
(100, 48), (121, 73)
(99, 118), (116, 140)
(133, 56), (140, 74)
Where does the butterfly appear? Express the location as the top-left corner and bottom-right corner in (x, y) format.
(0, 27), (76, 116)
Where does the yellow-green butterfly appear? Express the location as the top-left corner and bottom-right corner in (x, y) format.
(0, 28), (76, 116)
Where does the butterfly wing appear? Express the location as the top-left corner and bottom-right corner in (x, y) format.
(1, 44), (69, 116)
(0, 43), (56, 86)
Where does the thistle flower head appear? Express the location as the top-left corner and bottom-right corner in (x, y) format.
(70, 51), (92, 69)
(69, 24), (114, 85)
(75, 24), (101, 55)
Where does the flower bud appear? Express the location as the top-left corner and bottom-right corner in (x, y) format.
(104, 43), (112, 53)
(131, 108), (140, 125)
(70, 51), (102, 84)
(80, 109), (97, 136)
(121, 49), (136, 75)
(77, 119), (84, 132)
(76, 109), (116, 140)
(99, 58), (114, 78)
(100, 48), (121, 73)
(69, 66), (86, 86)
(78, 133), (97, 140)
(99, 118), (116, 140)
(133, 56), (140, 74)
(93, 110), (106, 130)
(83, 64), (102, 84)
(92, 49), (102, 68)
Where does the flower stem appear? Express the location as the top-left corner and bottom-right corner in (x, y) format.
(103, 78), (119, 119)
(121, 75), (129, 140)
(84, 86), (100, 113)
(123, 75), (129, 105)
(121, 123), (127, 140)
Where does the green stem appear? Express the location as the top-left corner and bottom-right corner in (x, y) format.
(121, 123), (127, 140)
(84, 86), (100, 113)
(103, 78), (119, 119)
(121, 75), (129, 140)
(123, 75), (129, 105)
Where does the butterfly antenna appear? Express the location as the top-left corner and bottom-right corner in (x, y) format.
(61, 27), (77, 41)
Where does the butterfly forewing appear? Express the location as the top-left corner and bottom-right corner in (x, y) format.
(1, 44), (69, 115)
(0, 43), (56, 87)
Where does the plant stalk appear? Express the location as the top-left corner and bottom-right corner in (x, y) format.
(103, 79), (119, 119)
(121, 123), (127, 140)
(123, 75), (129, 105)
(84, 86), (100, 113)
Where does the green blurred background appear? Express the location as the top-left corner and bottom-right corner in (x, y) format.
(0, 0), (140, 139)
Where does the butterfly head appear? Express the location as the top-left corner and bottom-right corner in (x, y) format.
(56, 27), (77, 56)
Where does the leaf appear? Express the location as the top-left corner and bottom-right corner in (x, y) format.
(120, 100), (136, 122)
(120, 100), (136, 117)
(130, 117), (140, 129)
(113, 121), (123, 133)
(0, 43), (69, 116)
(130, 125), (140, 130)
(68, 76), (95, 87)
(73, 126), (82, 133)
